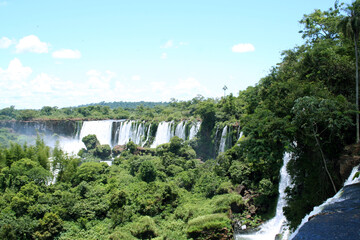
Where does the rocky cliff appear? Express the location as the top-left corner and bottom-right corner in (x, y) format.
(292, 183), (360, 240)
(0, 120), (80, 137)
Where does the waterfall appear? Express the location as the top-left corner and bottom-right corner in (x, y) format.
(143, 123), (151, 146)
(175, 121), (186, 140)
(189, 121), (201, 140)
(79, 120), (113, 146)
(238, 131), (244, 141)
(237, 125), (243, 141)
(117, 120), (133, 145)
(151, 121), (174, 148)
(289, 165), (360, 239)
(218, 126), (228, 153)
(150, 121), (201, 148)
(12, 119), (201, 154)
(59, 120), (114, 154)
(115, 120), (148, 146)
(134, 122), (145, 145)
(236, 153), (292, 240)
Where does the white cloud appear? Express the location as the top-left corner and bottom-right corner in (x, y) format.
(0, 58), (32, 90)
(52, 49), (81, 59)
(161, 53), (167, 59)
(131, 75), (141, 81)
(161, 40), (173, 49)
(16, 35), (49, 53)
(232, 43), (255, 53)
(175, 77), (202, 91)
(31, 73), (54, 93)
(30, 73), (75, 93)
(150, 81), (166, 92)
(115, 81), (125, 90)
(147, 77), (211, 101)
(174, 77), (211, 98)
(0, 37), (13, 48)
(86, 69), (115, 90)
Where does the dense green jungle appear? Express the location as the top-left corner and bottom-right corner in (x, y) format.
(1, 1), (360, 239)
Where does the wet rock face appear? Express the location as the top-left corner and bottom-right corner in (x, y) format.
(292, 183), (360, 240)
(339, 143), (360, 181)
(0, 120), (79, 137)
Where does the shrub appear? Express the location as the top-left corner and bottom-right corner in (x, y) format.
(213, 193), (244, 213)
(186, 213), (232, 239)
(138, 161), (157, 183)
(82, 134), (99, 150)
(130, 216), (157, 239)
(94, 144), (111, 159)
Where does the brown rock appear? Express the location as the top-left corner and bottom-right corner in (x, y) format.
(112, 145), (126, 155)
(339, 143), (360, 181)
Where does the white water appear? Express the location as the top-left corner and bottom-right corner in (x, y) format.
(151, 121), (174, 148)
(59, 120), (114, 154)
(116, 120), (147, 146)
(238, 131), (244, 141)
(175, 121), (186, 140)
(289, 165), (360, 239)
(189, 121), (201, 140)
(80, 120), (113, 146)
(236, 153), (292, 240)
(143, 123), (151, 146)
(37, 119), (201, 154)
(218, 126), (228, 153)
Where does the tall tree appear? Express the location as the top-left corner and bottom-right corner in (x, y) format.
(339, 0), (360, 143)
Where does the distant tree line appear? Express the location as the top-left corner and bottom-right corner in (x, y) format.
(77, 101), (169, 109)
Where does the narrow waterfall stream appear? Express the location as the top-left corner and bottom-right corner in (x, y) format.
(218, 126), (228, 153)
(189, 121), (201, 140)
(236, 153), (292, 240)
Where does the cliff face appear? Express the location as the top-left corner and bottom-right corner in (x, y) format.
(0, 120), (80, 137)
(292, 183), (360, 240)
(338, 143), (360, 182)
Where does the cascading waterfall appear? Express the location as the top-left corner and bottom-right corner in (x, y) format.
(238, 131), (244, 141)
(175, 121), (186, 140)
(151, 121), (174, 148)
(189, 121), (201, 140)
(237, 125), (243, 141)
(236, 153), (292, 240)
(116, 120), (148, 146)
(60, 120), (115, 154)
(117, 120), (134, 145)
(79, 120), (113, 146)
(150, 121), (201, 148)
(289, 165), (360, 239)
(143, 123), (151, 146)
(218, 126), (228, 153)
(17, 119), (201, 154)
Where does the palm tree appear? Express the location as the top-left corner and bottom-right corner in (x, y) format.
(339, 0), (360, 143)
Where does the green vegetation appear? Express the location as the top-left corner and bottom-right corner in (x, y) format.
(0, 136), (246, 239)
(78, 100), (169, 109)
(1, 0), (360, 237)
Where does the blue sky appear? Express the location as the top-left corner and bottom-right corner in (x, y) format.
(0, 0), (353, 109)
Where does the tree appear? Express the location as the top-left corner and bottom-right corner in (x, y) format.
(292, 96), (353, 193)
(138, 161), (157, 183)
(82, 134), (99, 150)
(339, 0), (360, 143)
(299, 2), (342, 43)
(33, 212), (63, 240)
(94, 144), (111, 159)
